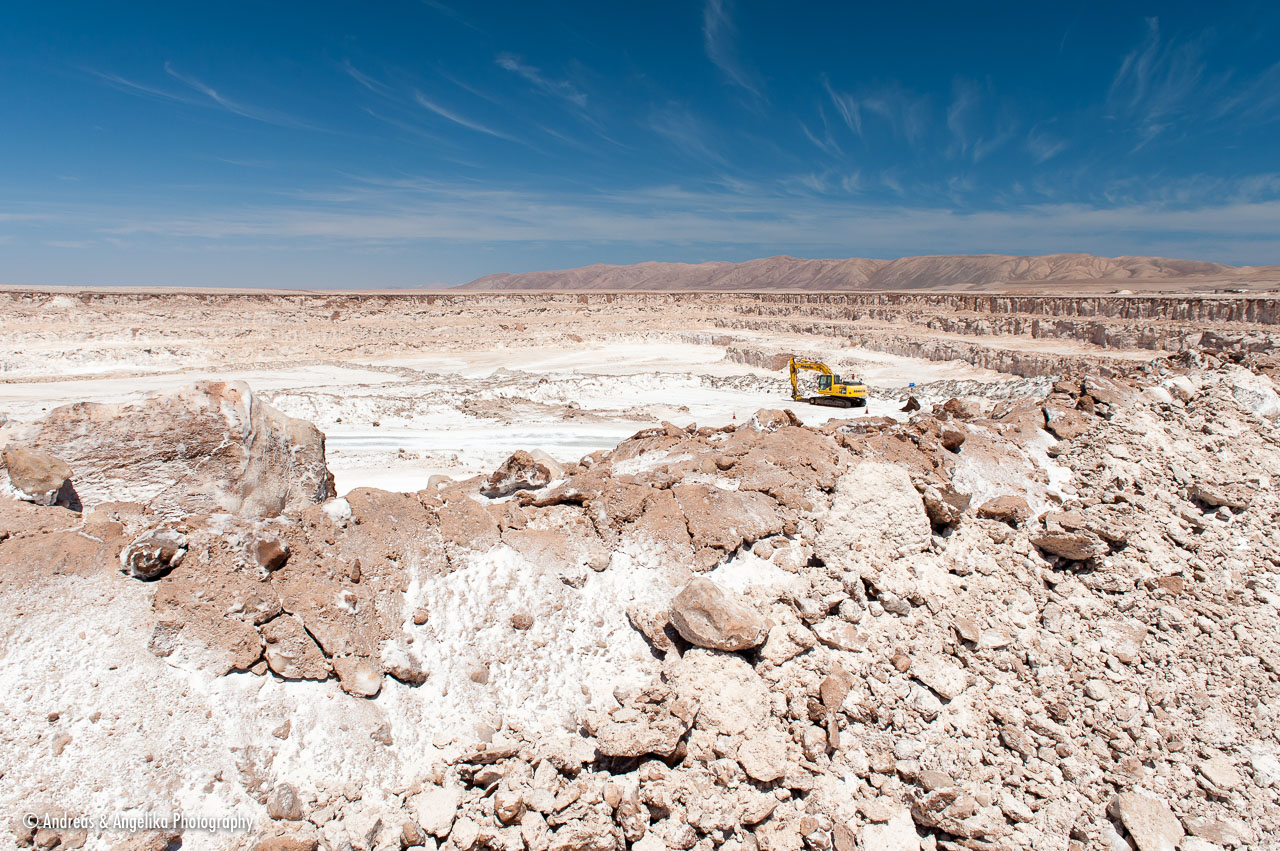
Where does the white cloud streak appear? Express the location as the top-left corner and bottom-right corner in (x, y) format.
(341, 60), (393, 97)
(92, 65), (318, 130)
(162, 63), (318, 129)
(1108, 18), (1210, 144)
(703, 0), (765, 103)
(823, 78), (928, 146)
(1103, 17), (1280, 149)
(946, 79), (980, 157)
(1105, 18), (1280, 147)
(860, 85), (930, 147)
(799, 109), (841, 156)
(1026, 127), (1069, 163)
(412, 91), (516, 141)
(495, 54), (587, 108)
(648, 104), (726, 164)
(420, 0), (479, 31)
(823, 76), (861, 137)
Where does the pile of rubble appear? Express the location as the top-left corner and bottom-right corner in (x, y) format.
(2, 354), (1278, 851)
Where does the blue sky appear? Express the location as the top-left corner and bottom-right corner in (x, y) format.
(1, 1), (1278, 287)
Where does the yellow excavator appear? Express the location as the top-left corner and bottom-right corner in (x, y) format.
(789, 357), (868, 409)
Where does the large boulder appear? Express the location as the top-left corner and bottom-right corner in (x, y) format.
(668, 577), (768, 651)
(14, 381), (334, 517)
(482, 450), (563, 497)
(816, 462), (931, 572)
(2, 444), (76, 507)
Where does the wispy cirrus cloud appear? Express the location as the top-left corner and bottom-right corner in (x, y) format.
(946, 79), (981, 158)
(1106, 17), (1224, 147)
(648, 103), (726, 164)
(1106, 18), (1280, 148)
(972, 115), (1018, 163)
(1211, 59), (1280, 125)
(703, 0), (765, 104)
(823, 78), (929, 147)
(92, 64), (318, 130)
(799, 109), (841, 157)
(93, 69), (197, 105)
(822, 76), (861, 137)
(361, 106), (448, 146)
(1026, 127), (1069, 163)
(163, 63), (318, 129)
(860, 84), (930, 147)
(495, 54), (587, 108)
(412, 91), (516, 141)
(341, 60), (393, 97)
(840, 171), (864, 193)
(944, 79), (1017, 162)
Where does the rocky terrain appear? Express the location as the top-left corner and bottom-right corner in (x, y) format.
(460, 253), (1280, 293)
(2, 310), (1280, 850)
(2, 288), (1280, 850)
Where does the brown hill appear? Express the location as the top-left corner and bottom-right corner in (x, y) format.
(460, 253), (1276, 291)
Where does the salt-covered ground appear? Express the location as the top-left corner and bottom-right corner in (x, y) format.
(0, 341), (1015, 494)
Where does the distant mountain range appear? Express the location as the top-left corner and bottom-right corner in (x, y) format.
(459, 253), (1278, 291)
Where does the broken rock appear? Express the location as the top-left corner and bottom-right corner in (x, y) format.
(918, 482), (970, 527)
(261, 615), (330, 680)
(482, 450), (562, 497)
(860, 809), (920, 851)
(16, 381), (334, 517)
(976, 495), (1030, 525)
(409, 785), (461, 838)
(668, 577), (768, 651)
(1031, 528), (1108, 561)
(1108, 790), (1183, 851)
(737, 727), (790, 782)
(1043, 404), (1095, 440)
(251, 534), (291, 571)
(331, 656), (382, 698)
(2, 445), (75, 506)
(939, 424), (966, 452)
(816, 461), (931, 572)
(596, 706), (693, 759)
(912, 657), (967, 701)
(119, 529), (188, 580)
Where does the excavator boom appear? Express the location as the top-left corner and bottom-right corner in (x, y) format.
(788, 358), (832, 399)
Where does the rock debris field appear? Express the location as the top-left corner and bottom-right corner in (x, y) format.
(1, 290), (1279, 851)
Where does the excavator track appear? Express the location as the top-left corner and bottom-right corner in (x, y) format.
(807, 395), (849, 408)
